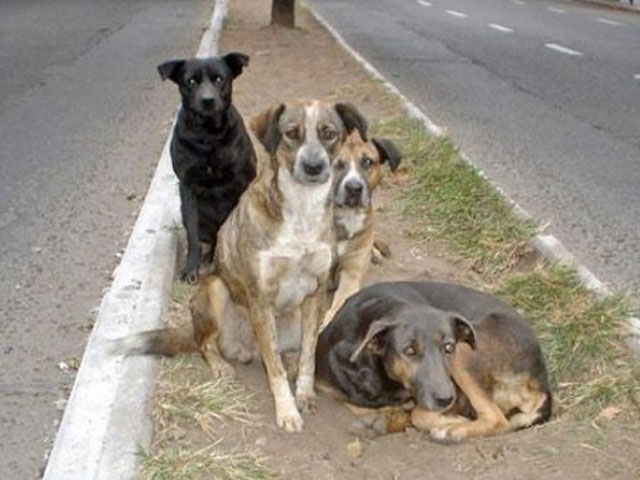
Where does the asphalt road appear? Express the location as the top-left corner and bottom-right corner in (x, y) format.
(309, 0), (640, 293)
(0, 0), (212, 476)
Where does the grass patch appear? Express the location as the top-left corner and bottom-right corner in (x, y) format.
(373, 116), (536, 278)
(139, 445), (277, 480)
(497, 266), (640, 416)
(154, 360), (256, 438)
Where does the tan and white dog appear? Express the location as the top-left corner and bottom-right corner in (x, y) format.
(321, 131), (402, 331)
(119, 100), (367, 432)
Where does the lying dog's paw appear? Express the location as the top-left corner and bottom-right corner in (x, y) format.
(349, 414), (389, 439)
(277, 406), (304, 432)
(429, 424), (468, 444)
(295, 392), (317, 415)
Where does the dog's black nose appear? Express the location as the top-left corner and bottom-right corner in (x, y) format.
(303, 159), (325, 177)
(201, 98), (215, 109)
(434, 395), (454, 409)
(345, 180), (364, 196)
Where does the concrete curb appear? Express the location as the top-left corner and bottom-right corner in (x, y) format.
(305, 3), (640, 342)
(41, 1), (228, 478)
(574, 0), (640, 13)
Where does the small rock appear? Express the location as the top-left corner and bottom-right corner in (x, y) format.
(347, 438), (364, 459)
(596, 406), (622, 422)
(126, 191), (137, 201)
(255, 436), (268, 447)
(57, 362), (70, 372)
(55, 398), (67, 411)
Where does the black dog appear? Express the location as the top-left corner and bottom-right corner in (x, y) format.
(158, 54), (257, 282)
(316, 281), (552, 441)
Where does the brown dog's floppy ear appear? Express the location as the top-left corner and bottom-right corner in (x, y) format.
(223, 52), (250, 78)
(450, 315), (476, 350)
(157, 59), (186, 84)
(335, 102), (368, 141)
(349, 319), (393, 363)
(372, 138), (402, 172)
(250, 104), (286, 155)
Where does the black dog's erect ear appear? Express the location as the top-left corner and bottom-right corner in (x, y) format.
(335, 102), (368, 141)
(451, 315), (476, 350)
(223, 52), (250, 79)
(250, 103), (286, 155)
(157, 59), (186, 84)
(372, 138), (402, 172)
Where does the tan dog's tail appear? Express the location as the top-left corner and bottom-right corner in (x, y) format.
(109, 327), (198, 357)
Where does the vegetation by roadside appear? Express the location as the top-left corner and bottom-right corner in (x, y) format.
(373, 116), (640, 419)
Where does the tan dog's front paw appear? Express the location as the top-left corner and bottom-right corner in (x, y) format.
(295, 391), (317, 414)
(208, 359), (235, 379)
(277, 406), (304, 432)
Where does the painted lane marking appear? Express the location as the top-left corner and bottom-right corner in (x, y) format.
(446, 10), (468, 18)
(489, 23), (514, 33)
(512, 0), (525, 4)
(634, 74), (640, 80)
(416, 0), (432, 6)
(597, 18), (622, 26)
(545, 43), (583, 56)
(548, 7), (566, 13)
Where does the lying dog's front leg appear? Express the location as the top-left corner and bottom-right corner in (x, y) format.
(296, 286), (326, 414)
(249, 302), (302, 432)
(179, 183), (202, 283)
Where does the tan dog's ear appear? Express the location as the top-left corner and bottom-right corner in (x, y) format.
(372, 138), (402, 172)
(250, 104), (286, 155)
(350, 319), (394, 362)
(450, 315), (476, 349)
(335, 102), (368, 141)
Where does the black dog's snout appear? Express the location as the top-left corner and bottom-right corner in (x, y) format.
(303, 158), (325, 177)
(345, 180), (364, 196)
(201, 97), (215, 109)
(434, 395), (454, 409)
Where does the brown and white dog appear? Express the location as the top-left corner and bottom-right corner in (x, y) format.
(118, 100), (367, 433)
(321, 131), (401, 331)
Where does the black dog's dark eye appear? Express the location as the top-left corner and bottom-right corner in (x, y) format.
(361, 157), (374, 169)
(187, 78), (197, 86)
(213, 76), (223, 84)
(403, 346), (417, 357)
(443, 342), (455, 355)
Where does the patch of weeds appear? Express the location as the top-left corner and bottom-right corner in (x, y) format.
(496, 266), (640, 416)
(373, 116), (536, 278)
(139, 444), (277, 480)
(154, 360), (256, 438)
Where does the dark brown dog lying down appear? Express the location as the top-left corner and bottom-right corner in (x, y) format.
(316, 281), (552, 442)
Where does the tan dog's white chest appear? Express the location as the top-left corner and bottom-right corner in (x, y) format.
(259, 170), (333, 313)
(336, 210), (367, 256)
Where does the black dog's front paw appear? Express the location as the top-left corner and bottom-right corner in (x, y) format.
(180, 265), (199, 284)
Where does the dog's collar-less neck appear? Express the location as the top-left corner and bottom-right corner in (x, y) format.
(183, 107), (231, 136)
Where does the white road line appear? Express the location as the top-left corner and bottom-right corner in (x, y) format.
(489, 23), (514, 33)
(512, 0), (525, 4)
(547, 7), (566, 13)
(416, 0), (432, 6)
(446, 10), (468, 18)
(545, 43), (583, 56)
(634, 74), (640, 80)
(597, 18), (622, 26)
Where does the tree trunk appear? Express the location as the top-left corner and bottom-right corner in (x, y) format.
(271, 0), (295, 27)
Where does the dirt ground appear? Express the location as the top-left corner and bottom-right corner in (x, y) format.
(145, 0), (640, 478)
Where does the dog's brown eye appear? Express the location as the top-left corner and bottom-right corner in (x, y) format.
(361, 157), (374, 169)
(443, 342), (455, 355)
(334, 159), (346, 170)
(284, 127), (300, 141)
(403, 346), (417, 357)
(321, 128), (338, 142)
